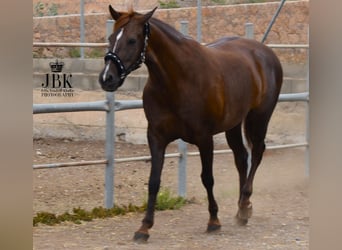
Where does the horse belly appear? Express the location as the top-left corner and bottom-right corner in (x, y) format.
(143, 104), (213, 144)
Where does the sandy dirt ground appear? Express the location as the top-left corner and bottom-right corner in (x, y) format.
(33, 90), (309, 249)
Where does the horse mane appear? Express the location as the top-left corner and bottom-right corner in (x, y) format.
(150, 18), (190, 44)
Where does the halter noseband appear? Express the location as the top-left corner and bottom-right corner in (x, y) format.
(104, 23), (150, 85)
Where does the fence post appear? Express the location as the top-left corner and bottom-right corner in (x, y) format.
(104, 20), (115, 208)
(180, 20), (189, 37)
(80, 0), (85, 59)
(178, 140), (187, 198)
(105, 92), (115, 208)
(177, 20), (189, 198)
(245, 23), (254, 39)
(305, 27), (310, 176)
(196, 0), (202, 42)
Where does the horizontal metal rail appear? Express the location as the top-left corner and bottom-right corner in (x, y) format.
(278, 92), (309, 102)
(33, 92), (308, 115)
(115, 142), (309, 162)
(33, 100), (109, 114)
(188, 143), (309, 157)
(267, 44), (309, 49)
(115, 100), (143, 111)
(33, 142), (308, 169)
(33, 42), (309, 49)
(33, 153), (180, 169)
(33, 100), (145, 114)
(33, 42), (108, 48)
(33, 160), (107, 169)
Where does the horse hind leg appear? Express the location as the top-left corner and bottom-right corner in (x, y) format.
(236, 110), (271, 225)
(225, 123), (252, 225)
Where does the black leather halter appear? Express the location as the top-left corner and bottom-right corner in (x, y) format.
(104, 23), (150, 85)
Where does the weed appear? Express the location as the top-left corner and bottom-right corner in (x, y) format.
(211, 0), (228, 5)
(69, 48), (81, 58)
(33, 188), (186, 226)
(46, 3), (59, 16)
(158, 0), (180, 9)
(34, 1), (45, 17)
(33, 2), (59, 17)
(154, 188), (186, 210)
(86, 48), (106, 58)
(33, 212), (59, 226)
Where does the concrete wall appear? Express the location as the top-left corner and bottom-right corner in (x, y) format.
(33, 58), (307, 93)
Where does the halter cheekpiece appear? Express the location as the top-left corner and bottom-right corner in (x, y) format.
(104, 22), (150, 85)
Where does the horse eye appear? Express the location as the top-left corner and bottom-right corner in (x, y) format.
(128, 38), (137, 45)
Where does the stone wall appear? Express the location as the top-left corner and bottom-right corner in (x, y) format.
(33, 0), (309, 63)
(32, 0), (291, 16)
(33, 0), (159, 16)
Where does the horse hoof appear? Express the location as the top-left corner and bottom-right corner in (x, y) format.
(207, 223), (221, 232)
(235, 215), (248, 226)
(133, 231), (149, 242)
(235, 204), (253, 226)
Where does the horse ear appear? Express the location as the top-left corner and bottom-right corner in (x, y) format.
(109, 5), (121, 20)
(142, 6), (158, 23)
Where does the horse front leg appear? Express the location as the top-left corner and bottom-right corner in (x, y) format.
(198, 137), (221, 232)
(133, 129), (167, 242)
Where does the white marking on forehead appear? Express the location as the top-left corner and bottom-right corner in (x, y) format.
(113, 28), (124, 53)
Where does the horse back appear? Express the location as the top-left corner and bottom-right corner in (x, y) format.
(207, 36), (283, 109)
(207, 36), (283, 88)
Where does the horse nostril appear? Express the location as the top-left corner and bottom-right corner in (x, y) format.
(99, 70), (113, 84)
(107, 74), (113, 82)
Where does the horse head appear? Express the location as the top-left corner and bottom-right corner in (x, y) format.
(98, 5), (157, 92)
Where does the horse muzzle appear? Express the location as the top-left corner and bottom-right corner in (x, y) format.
(98, 69), (125, 92)
(99, 75), (125, 92)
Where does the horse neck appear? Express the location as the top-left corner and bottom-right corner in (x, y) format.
(145, 19), (191, 81)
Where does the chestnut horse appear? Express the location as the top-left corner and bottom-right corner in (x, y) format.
(99, 6), (283, 242)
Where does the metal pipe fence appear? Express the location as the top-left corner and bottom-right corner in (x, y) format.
(33, 90), (309, 207)
(33, 21), (309, 209)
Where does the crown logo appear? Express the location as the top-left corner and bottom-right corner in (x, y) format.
(49, 59), (64, 73)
